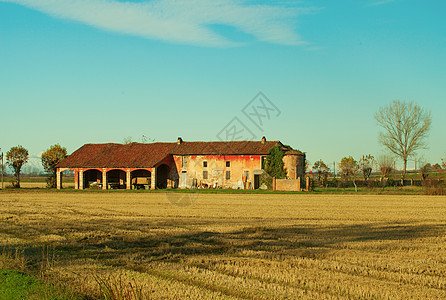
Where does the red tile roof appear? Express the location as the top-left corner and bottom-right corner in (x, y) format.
(57, 141), (282, 168)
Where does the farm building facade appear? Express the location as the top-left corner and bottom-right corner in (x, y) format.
(56, 137), (305, 190)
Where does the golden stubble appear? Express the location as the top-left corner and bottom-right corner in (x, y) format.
(0, 192), (445, 299)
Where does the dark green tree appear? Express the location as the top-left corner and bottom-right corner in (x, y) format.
(264, 146), (286, 179)
(6, 145), (29, 188)
(41, 144), (67, 188)
(338, 156), (360, 191)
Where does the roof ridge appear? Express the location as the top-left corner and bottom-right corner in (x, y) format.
(84, 140), (281, 146)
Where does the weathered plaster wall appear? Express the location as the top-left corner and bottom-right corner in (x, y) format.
(274, 178), (301, 191)
(173, 155), (264, 189)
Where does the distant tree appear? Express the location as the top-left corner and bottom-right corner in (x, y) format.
(22, 166), (42, 176)
(312, 160), (330, 184)
(432, 163), (442, 171)
(140, 135), (155, 143)
(359, 154), (376, 181)
(377, 154), (394, 180)
(264, 146), (286, 179)
(6, 145), (29, 188)
(41, 144), (67, 188)
(1, 153), (7, 175)
(442, 158), (446, 170)
(338, 156), (359, 191)
(123, 135), (154, 144)
(304, 159), (310, 174)
(420, 163), (431, 181)
(123, 136), (133, 144)
(338, 156), (358, 180)
(375, 100), (432, 180)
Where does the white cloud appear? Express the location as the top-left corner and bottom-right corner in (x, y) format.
(1, 0), (307, 47)
(368, 0), (397, 6)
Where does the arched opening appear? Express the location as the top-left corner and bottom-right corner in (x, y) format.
(106, 169), (126, 189)
(130, 169), (151, 190)
(83, 169), (102, 189)
(156, 164), (170, 189)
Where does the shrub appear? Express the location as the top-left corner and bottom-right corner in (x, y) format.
(259, 171), (273, 190)
(423, 179), (446, 195)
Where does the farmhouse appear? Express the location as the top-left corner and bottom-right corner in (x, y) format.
(56, 137), (305, 190)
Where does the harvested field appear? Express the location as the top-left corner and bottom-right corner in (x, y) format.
(6, 182), (76, 189)
(0, 191), (445, 299)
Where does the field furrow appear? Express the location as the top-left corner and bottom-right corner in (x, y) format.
(0, 191), (445, 299)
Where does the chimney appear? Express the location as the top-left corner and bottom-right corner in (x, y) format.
(261, 136), (266, 144)
(177, 137), (183, 145)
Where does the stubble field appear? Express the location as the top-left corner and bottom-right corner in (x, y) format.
(0, 191), (445, 299)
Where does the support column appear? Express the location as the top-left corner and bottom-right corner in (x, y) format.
(102, 169), (107, 190)
(74, 169), (79, 190)
(151, 168), (156, 190)
(79, 170), (84, 190)
(126, 170), (131, 190)
(56, 169), (62, 190)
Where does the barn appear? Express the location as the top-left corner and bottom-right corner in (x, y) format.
(56, 137), (305, 190)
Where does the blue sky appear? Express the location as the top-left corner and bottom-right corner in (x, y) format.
(1, 0), (445, 169)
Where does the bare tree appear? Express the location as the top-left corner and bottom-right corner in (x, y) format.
(123, 135), (154, 144)
(123, 136), (134, 144)
(377, 154), (394, 180)
(312, 159), (330, 185)
(375, 100), (431, 180)
(359, 154), (376, 181)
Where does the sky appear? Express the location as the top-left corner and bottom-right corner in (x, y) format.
(0, 0), (445, 170)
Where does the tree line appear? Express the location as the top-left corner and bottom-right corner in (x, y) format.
(309, 100), (444, 189)
(1, 100), (442, 190)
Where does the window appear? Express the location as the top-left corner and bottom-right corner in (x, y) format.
(226, 161), (230, 167)
(203, 171), (208, 179)
(225, 171), (231, 180)
(181, 156), (188, 168)
(203, 161), (207, 168)
(243, 171), (250, 180)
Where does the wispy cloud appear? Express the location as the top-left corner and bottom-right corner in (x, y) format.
(368, 0), (397, 6)
(1, 0), (308, 47)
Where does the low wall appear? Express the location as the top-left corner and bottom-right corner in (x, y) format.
(273, 178), (301, 192)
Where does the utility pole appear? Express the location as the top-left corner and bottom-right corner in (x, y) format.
(1, 149), (3, 190)
(333, 162), (336, 178)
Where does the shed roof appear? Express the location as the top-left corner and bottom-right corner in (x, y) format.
(57, 140), (284, 169)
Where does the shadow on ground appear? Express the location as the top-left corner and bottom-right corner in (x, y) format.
(3, 221), (444, 270)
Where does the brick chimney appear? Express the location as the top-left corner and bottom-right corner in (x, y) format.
(261, 136), (266, 144)
(177, 137), (183, 145)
